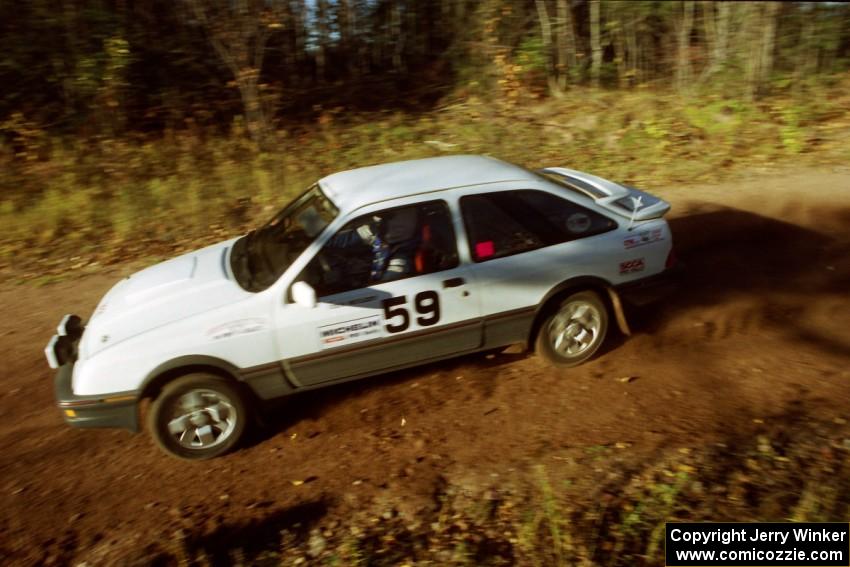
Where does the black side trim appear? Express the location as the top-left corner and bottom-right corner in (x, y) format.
(483, 306), (535, 322)
(482, 306), (536, 348)
(239, 362), (293, 400)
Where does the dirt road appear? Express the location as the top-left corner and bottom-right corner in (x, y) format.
(2, 167), (849, 565)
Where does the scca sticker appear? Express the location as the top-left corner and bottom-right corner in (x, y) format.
(623, 228), (663, 249)
(318, 315), (382, 349)
(619, 258), (645, 274)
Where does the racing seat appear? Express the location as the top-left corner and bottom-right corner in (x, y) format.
(414, 222), (433, 274)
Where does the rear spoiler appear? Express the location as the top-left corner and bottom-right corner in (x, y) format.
(540, 167), (671, 224)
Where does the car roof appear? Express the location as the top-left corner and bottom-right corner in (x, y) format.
(318, 155), (539, 212)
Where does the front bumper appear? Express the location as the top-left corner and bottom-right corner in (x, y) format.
(55, 361), (140, 433)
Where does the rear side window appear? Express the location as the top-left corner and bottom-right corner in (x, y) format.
(460, 190), (616, 262)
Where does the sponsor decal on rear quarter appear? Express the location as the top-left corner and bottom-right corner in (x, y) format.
(619, 258), (645, 274)
(623, 228), (663, 249)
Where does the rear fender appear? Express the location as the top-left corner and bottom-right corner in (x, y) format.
(529, 277), (631, 348)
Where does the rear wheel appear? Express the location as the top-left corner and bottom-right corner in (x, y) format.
(149, 374), (248, 460)
(536, 290), (608, 367)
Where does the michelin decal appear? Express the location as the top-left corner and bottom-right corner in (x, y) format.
(319, 315), (383, 349)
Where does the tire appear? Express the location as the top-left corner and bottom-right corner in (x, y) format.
(535, 290), (609, 367)
(148, 373), (248, 460)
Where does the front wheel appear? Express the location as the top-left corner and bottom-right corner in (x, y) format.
(148, 374), (248, 460)
(536, 291), (609, 367)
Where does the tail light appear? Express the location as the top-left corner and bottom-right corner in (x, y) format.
(665, 248), (677, 269)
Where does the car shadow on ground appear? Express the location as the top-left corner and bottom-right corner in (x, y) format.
(628, 204), (849, 337)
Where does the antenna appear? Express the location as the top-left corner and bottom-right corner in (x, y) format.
(627, 195), (643, 231)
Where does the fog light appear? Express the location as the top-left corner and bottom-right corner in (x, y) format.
(65, 409), (76, 418)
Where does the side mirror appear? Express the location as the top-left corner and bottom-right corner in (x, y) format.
(291, 281), (317, 309)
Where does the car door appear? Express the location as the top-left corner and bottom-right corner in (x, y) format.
(274, 198), (482, 387)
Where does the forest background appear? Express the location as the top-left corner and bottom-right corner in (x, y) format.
(2, 0), (849, 281)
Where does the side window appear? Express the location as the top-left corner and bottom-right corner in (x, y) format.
(299, 200), (459, 297)
(460, 190), (616, 262)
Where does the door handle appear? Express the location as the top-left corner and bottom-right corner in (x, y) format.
(442, 277), (465, 288)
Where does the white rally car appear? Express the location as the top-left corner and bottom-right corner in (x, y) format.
(46, 155), (676, 459)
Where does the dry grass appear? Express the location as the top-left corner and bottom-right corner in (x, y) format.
(2, 80), (849, 280)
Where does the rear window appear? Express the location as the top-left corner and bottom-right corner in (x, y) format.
(460, 190), (616, 262)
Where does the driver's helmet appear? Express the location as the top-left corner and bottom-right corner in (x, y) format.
(382, 207), (419, 245)
(297, 206), (327, 238)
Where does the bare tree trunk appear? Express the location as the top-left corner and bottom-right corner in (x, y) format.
(590, 0), (601, 88)
(700, 0), (731, 81)
(186, 0), (283, 148)
(62, 0), (78, 117)
(555, 0), (567, 90)
(293, 0), (306, 84)
(339, 0), (355, 78)
(757, 2), (780, 93)
(555, 0), (577, 88)
(391, 0), (404, 74)
(743, 4), (764, 100)
(675, 0), (694, 91)
(315, 0), (328, 82)
(535, 0), (560, 96)
(796, 3), (818, 80)
(625, 12), (638, 85)
(236, 71), (267, 142)
(609, 9), (626, 89)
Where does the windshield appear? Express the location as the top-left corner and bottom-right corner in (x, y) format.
(230, 184), (338, 292)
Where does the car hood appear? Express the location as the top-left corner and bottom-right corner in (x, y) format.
(82, 238), (251, 358)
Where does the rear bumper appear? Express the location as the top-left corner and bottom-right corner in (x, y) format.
(615, 265), (681, 306)
(55, 362), (140, 433)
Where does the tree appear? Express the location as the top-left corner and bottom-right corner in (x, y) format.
(534, 0), (560, 96)
(590, 0), (601, 87)
(741, 1), (780, 99)
(185, 0), (287, 147)
(700, 0), (731, 81)
(555, 0), (578, 89)
(674, 0), (694, 92)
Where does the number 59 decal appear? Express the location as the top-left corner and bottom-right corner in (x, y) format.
(382, 291), (441, 333)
